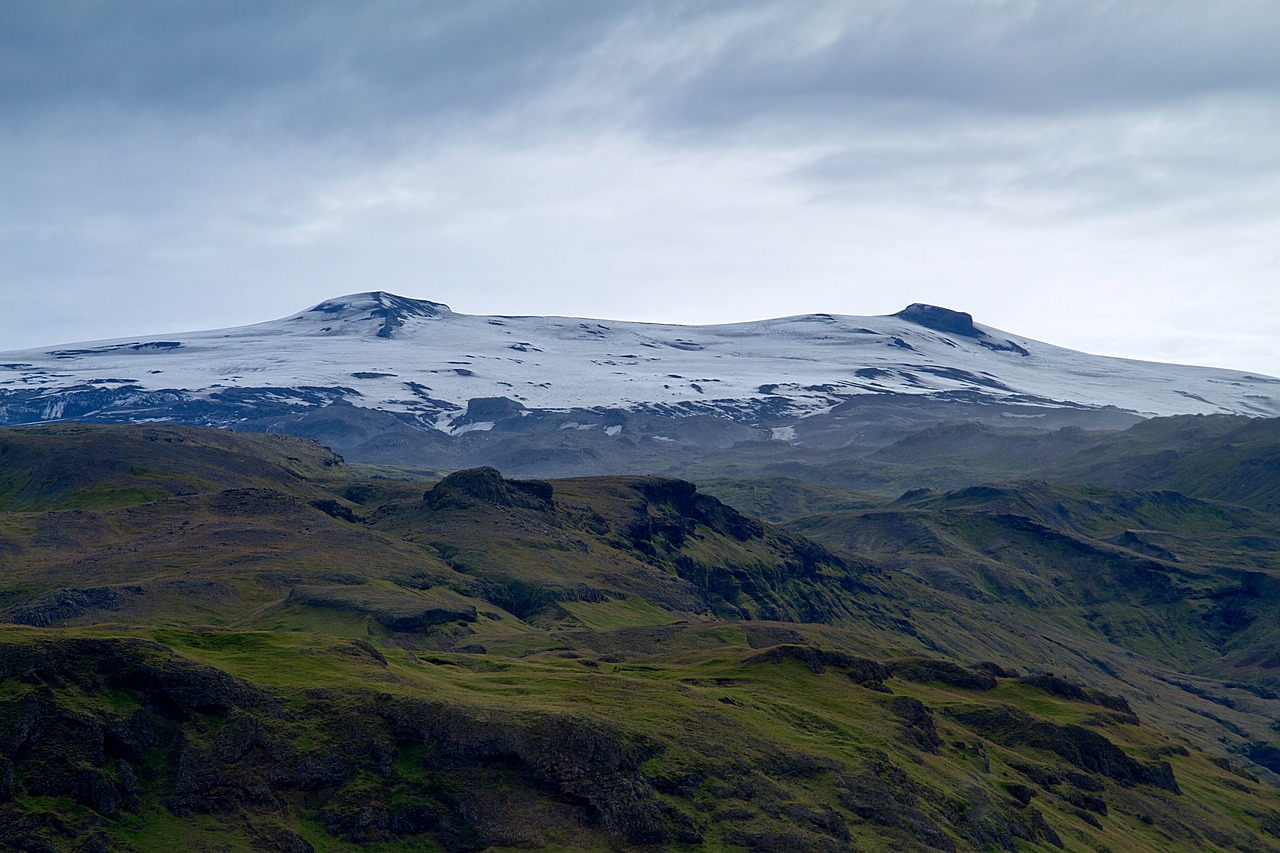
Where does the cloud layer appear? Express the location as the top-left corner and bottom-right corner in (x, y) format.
(2, 1), (1278, 375)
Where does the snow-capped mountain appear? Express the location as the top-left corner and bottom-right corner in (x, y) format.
(1, 292), (1277, 471)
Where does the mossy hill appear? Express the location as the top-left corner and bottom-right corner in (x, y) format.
(3, 424), (1280, 852)
(685, 413), (1280, 510)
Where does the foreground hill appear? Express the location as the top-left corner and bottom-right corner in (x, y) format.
(3, 424), (1280, 851)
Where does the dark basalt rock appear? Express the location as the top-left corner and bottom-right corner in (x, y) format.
(890, 657), (998, 691)
(1018, 673), (1135, 718)
(895, 304), (980, 337)
(310, 498), (362, 522)
(247, 821), (315, 853)
(890, 696), (942, 753)
(835, 749), (957, 852)
(1247, 741), (1280, 776)
(629, 478), (772, 544)
(422, 467), (554, 511)
(1060, 787), (1108, 815)
(971, 661), (1020, 679)
(0, 585), (145, 627)
(1005, 782), (1035, 807)
(285, 586), (478, 631)
(209, 487), (306, 516)
(1013, 807), (1063, 849)
(348, 699), (670, 847)
(1010, 761), (1061, 789)
(894, 304), (1031, 356)
(0, 637), (263, 716)
(744, 645), (888, 686)
(213, 713), (264, 763)
(948, 705), (1179, 792)
(458, 395), (526, 424)
(628, 490), (871, 620)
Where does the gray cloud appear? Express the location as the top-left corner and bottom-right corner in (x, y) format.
(1, 0), (623, 141)
(11, 2), (1270, 135)
(1, 1), (1278, 378)
(648, 1), (1280, 128)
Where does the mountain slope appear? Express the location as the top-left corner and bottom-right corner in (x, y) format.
(1, 292), (1276, 475)
(5, 425), (1280, 850)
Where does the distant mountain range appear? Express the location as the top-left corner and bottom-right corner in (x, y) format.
(2, 291), (1277, 473)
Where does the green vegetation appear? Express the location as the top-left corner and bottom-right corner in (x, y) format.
(3, 421), (1280, 851)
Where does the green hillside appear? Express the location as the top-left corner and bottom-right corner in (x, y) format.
(3, 424), (1280, 851)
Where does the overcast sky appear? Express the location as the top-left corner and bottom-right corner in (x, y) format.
(2, 1), (1278, 376)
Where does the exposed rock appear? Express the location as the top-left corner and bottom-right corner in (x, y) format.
(836, 750), (957, 852)
(1061, 787), (1108, 815)
(895, 304), (980, 337)
(209, 487), (307, 516)
(309, 498), (362, 522)
(1018, 672), (1135, 718)
(247, 820), (315, 853)
(392, 702), (670, 845)
(743, 645), (888, 685)
(285, 585), (477, 631)
(722, 828), (848, 852)
(1005, 782), (1035, 807)
(1014, 807), (1063, 849)
(1010, 761), (1060, 789)
(891, 696), (942, 753)
(970, 661), (1020, 679)
(948, 705), (1179, 792)
(0, 585), (144, 627)
(213, 713), (263, 763)
(422, 466), (554, 511)
(890, 657), (998, 691)
(458, 395), (526, 424)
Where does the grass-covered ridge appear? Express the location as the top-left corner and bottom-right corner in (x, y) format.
(4, 627), (1279, 852)
(3, 422), (1280, 851)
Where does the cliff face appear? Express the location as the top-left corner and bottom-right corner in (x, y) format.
(0, 636), (668, 851)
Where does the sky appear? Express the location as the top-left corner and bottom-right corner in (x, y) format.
(2, 0), (1278, 377)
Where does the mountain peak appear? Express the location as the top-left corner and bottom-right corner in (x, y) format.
(894, 304), (979, 338)
(297, 292), (451, 338)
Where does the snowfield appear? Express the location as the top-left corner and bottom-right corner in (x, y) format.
(1, 292), (1277, 431)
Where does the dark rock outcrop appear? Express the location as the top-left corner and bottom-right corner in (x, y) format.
(890, 657), (999, 691)
(285, 585), (477, 631)
(0, 585), (145, 627)
(948, 705), (1179, 792)
(896, 304), (980, 338)
(422, 467), (554, 512)
(0, 636), (671, 851)
(744, 645), (888, 687)
(1018, 673), (1136, 718)
(890, 696), (942, 753)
